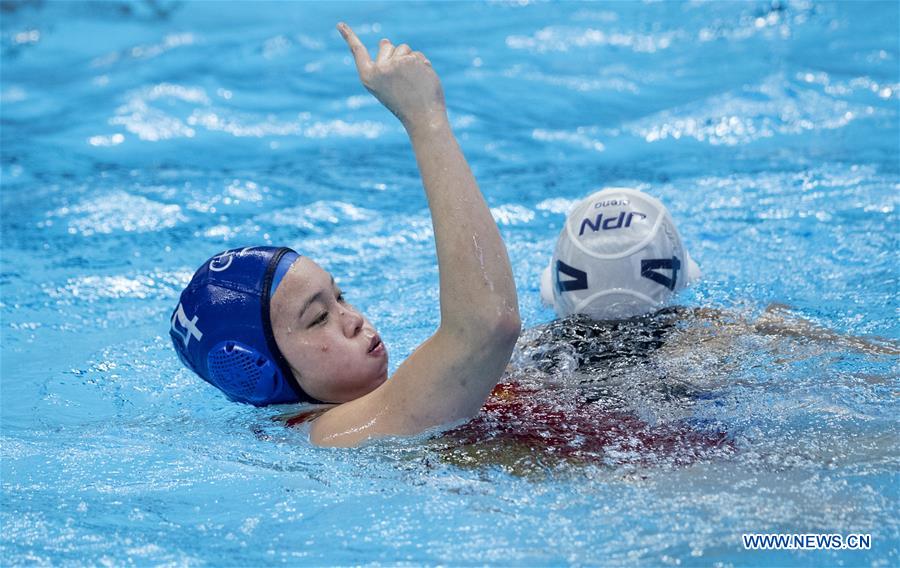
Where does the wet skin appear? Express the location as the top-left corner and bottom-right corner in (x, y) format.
(269, 257), (388, 403)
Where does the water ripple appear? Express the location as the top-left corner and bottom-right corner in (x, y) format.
(628, 74), (878, 146)
(42, 191), (187, 236)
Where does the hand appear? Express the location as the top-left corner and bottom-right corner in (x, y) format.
(337, 22), (447, 131)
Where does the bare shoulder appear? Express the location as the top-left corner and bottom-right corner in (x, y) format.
(662, 302), (899, 356)
(753, 302), (899, 355)
(307, 388), (398, 447)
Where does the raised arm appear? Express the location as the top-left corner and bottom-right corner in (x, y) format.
(307, 23), (520, 447)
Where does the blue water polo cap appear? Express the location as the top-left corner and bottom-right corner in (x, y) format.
(169, 246), (321, 405)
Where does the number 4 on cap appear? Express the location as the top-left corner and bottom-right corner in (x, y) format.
(641, 257), (681, 290)
(555, 260), (588, 293)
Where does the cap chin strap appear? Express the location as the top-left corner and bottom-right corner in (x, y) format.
(540, 263), (554, 307)
(684, 251), (702, 284)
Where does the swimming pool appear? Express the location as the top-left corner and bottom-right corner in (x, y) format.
(2, 0), (897, 564)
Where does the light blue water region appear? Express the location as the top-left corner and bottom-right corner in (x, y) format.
(1, 1), (898, 565)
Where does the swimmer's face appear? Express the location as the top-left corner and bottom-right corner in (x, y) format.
(269, 257), (388, 403)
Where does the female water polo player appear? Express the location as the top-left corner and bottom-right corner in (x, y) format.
(170, 23), (521, 447)
(422, 187), (897, 474)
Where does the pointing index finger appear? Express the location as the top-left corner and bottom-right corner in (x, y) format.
(337, 22), (372, 72)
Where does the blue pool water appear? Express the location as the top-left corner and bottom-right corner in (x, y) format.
(2, 0), (898, 565)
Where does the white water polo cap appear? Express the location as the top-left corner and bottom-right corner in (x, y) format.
(540, 187), (701, 320)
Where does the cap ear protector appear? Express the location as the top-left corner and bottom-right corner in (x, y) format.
(170, 246), (323, 405)
(206, 341), (287, 405)
(540, 187), (701, 320)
